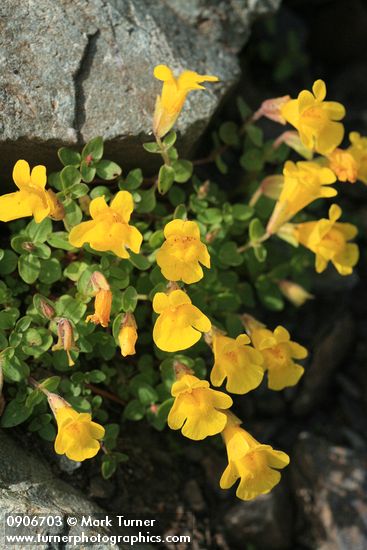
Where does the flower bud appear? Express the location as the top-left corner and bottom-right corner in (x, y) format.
(39, 298), (56, 320)
(90, 271), (110, 292)
(252, 95), (291, 124)
(52, 318), (78, 367)
(118, 313), (138, 357)
(278, 280), (314, 307)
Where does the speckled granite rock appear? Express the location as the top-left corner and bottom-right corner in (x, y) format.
(0, 430), (149, 549)
(0, 0), (281, 176)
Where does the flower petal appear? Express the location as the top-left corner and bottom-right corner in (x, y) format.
(12, 160), (30, 188)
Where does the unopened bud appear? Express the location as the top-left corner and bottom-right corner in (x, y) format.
(252, 95), (291, 125)
(118, 313), (138, 357)
(197, 180), (210, 199)
(40, 298), (56, 320)
(90, 271), (110, 292)
(22, 241), (35, 252)
(278, 280), (314, 307)
(52, 318), (78, 367)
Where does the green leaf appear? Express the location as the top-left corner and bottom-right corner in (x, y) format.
(40, 376), (61, 392)
(82, 136), (104, 161)
(123, 399), (145, 421)
(22, 328), (53, 357)
(80, 161), (96, 183)
(60, 165), (81, 190)
(240, 148), (264, 172)
(137, 383), (158, 406)
(135, 187), (156, 214)
(58, 148), (81, 167)
(129, 252), (151, 271)
(173, 204), (187, 220)
(215, 155), (228, 174)
(18, 254), (41, 284)
(39, 258), (62, 284)
(219, 121), (240, 146)
(168, 186), (186, 206)
(232, 204), (254, 221)
(0, 250), (18, 275)
(90, 185), (111, 200)
(163, 131), (177, 148)
(70, 183), (89, 199)
(56, 295), (87, 324)
(148, 230), (164, 249)
(64, 261), (88, 281)
(158, 165), (175, 194)
(27, 218), (52, 243)
(1, 400), (33, 428)
(48, 171), (62, 191)
(143, 142), (160, 153)
(246, 124), (263, 147)
(47, 231), (77, 251)
(253, 244), (267, 262)
(256, 278), (284, 311)
(96, 159), (122, 180)
(1, 355), (29, 382)
(0, 308), (20, 330)
(121, 168), (143, 190)
(237, 97), (252, 120)
(172, 160), (193, 183)
(122, 286), (138, 312)
(218, 242), (243, 266)
(249, 218), (265, 242)
(63, 201), (83, 229)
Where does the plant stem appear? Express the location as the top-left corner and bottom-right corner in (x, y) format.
(155, 135), (171, 166)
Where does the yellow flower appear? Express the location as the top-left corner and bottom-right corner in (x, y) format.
(167, 373), (232, 440)
(152, 289), (211, 352)
(211, 334), (264, 394)
(153, 64), (219, 138)
(54, 406), (105, 462)
(348, 131), (367, 184)
(118, 313), (138, 357)
(281, 79), (345, 155)
(0, 160), (59, 223)
(86, 289), (112, 327)
(267, 160), (336, 234)
(327, 148), (358, 183)
(220, 413), (289, 501)
(243, 316), (307, 391)
(156, 219), (210, 284)
(69, 191), (142, 259)
(295, 204), (359, 276)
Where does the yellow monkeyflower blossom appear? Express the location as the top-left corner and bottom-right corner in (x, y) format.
(243, 315), (307, 391)
(153, 64), (219, 138)
(211, 333), (264, 394)
(295, 204), (359, 276)
(48, 393), (105, 462)
(118, 313), (138, 357)
(267, 160), (336, 234)
(156, 219), (210, 284)
(86, 289), (112, 327)
(0, 160), (62, 223)
(220, 413), (289, 501)
(327, 148), (358, 183)
(281, 79), (345, 154)
(348, 131), (367, 184)
(167, 373), (232, 440)
(69, 191), (142, 258)
(152, 289), (211, 352)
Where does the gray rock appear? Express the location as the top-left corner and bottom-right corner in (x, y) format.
(0, 430), (149, 549)
(0, 0), (281, 178)
(223, 484), (293, 549)
(292, 313), (355, 416)
(291, 433), (367, 550)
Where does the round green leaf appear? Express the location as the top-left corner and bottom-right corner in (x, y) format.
(18, 254), (41, 284)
